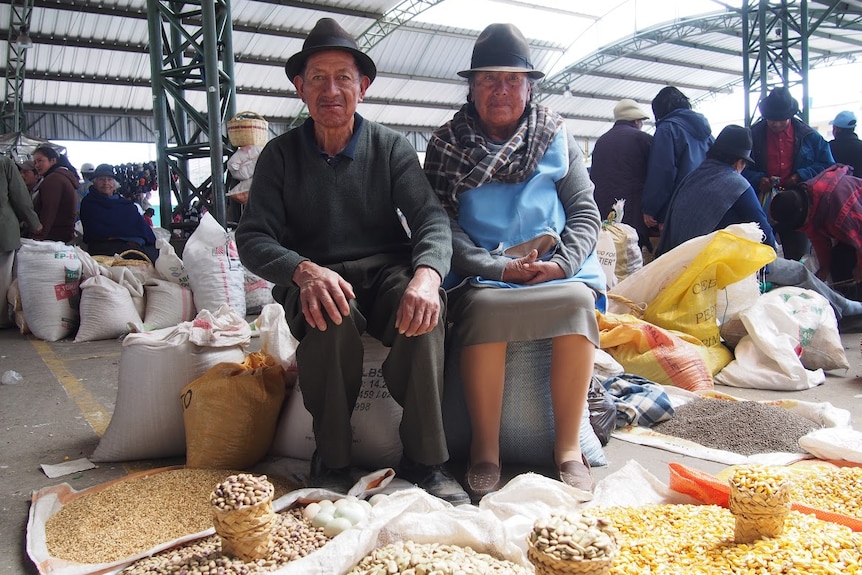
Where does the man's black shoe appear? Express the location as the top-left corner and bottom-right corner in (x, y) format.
(309, 451), (354, 494)
(398, 457), (470, 506)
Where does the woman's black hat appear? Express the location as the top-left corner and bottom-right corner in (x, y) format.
(711, 124), (755, 164)
(457, 23), (544, 79)
(284, 18), (377, 84)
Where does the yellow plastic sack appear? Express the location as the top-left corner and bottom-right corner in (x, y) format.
(644, 231), (775, 374)
(597, 312), (713, 391)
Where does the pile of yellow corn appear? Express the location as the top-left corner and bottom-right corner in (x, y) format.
(595, 503), (861, 574)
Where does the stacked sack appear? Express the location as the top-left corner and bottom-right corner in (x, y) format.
(13, 210), (273, 342)
(226, 111), (269, 205)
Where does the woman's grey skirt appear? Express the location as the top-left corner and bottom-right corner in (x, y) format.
(447, 280), (600, 347)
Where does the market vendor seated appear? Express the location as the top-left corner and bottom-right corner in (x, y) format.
(79, 163), (158, 262)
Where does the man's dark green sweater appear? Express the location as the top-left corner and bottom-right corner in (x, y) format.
(236, 115), (452, 288)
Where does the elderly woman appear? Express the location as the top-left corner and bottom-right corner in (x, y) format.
(31, 145), (79, 242)
(79, 163), (158, 262)
(424, 23), (605, 499)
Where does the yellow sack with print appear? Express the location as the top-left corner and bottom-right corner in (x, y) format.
(597, 312), (713, 391)
(644, 231), (775, 374)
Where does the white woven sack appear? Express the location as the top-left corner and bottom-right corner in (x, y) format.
(595, 229), (618, 289)
(154, 238), (190, 288)
(443, 337), (607, 468)
(610, 221), (643, 282)
(74, 275), (143, 342)
(103, 266), (146, 319)
(143, 278), (196, 330)
(227, 145), (262, 180)
(91, 314), (249, 462)
(269, 335), (404, 468)
(244, 268), (275, 311)
(714, 287), (846, 390)
(17, 239), (82, 341)
(184, 212), (246, 316)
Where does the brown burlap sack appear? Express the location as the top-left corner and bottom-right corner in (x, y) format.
(183, 352), (288, 469)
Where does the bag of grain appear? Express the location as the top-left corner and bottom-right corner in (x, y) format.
(142, 278), (196, 330)
(183, 212), (246, 317)
(183, 352), (289, 469)
(16, 239), (82, 341)
(74, 274), (143, 342)
(268, 335), (403, 468)
(443, 337), (607, 468)
(154, 238), (190, 288)
(91, 305), (250, 462)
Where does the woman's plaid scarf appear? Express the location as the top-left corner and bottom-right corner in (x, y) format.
(426, 102), (564, 212)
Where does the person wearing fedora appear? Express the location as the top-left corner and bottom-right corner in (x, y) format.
(235, 18), (469, 505)
(655, 126), (862, 321)
(657, 125), (774, 256)
(590, 99), (654, 250)
(642, 86), (714, 230)
(742, 86), (834, 261)
(425, 23), (604, 500)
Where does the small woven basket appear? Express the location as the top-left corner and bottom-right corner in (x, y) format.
(212, 494), (275, 561)
(110, 249), (152, 268)
(728, 480), (791, 543)
(227, 111), (269, 147)
(527, 540), (614, 575)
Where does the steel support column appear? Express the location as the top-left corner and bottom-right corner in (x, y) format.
(1, 0), (34, 136)
(742, 0), (841, 126)
(147, 0), (236, 231)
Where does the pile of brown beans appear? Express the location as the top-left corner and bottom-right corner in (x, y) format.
(120, 508), (328, 575)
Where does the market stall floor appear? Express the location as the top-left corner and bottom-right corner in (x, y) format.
(2, 325), (861, 574)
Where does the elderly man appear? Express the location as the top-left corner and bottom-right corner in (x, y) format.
(235, 18), (468, 504)
(590, 99), (653, 250)
(743, 87), (834, 261)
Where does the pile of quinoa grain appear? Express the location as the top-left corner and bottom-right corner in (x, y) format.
(650, 398), (820, 455)
(45, 468), (297, 564)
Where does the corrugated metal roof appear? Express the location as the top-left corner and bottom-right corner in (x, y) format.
(3, 0), (862, 150)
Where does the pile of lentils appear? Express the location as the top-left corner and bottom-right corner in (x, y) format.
(650, 398), (821, 455)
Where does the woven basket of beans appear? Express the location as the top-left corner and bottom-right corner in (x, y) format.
(210, 473), (276, 561)
(526, 512), (617, 575)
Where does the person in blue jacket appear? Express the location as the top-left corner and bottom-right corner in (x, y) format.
(742, 86), (835, 261)
(657, 125), (775, 256)
(641, 86), (714, 229)
(79, 163), (158, 262)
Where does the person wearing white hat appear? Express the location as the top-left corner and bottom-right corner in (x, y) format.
(590, 99), (654, 249)
(76, 162), (96, 219)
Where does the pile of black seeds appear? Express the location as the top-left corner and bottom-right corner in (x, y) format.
(650, 398), (821, 455)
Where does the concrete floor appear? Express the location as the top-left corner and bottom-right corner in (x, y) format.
(2, 324), (862, 575)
